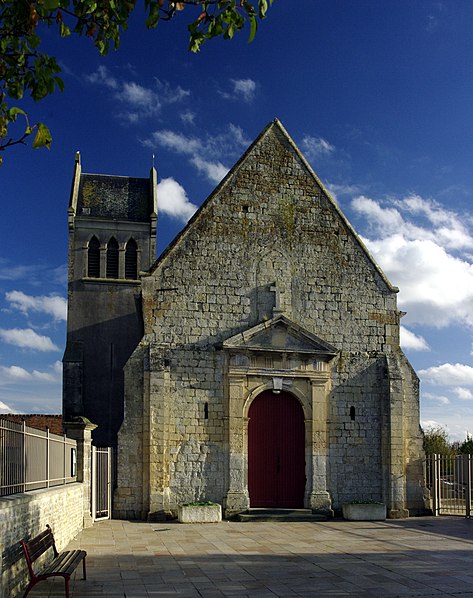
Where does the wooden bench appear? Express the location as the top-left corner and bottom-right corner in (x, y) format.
(20, 525), (87, 598)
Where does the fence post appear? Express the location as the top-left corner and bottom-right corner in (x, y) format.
(63, 416), (97, 528)
(466, 453), (471, 519)
(22, 421), (27, 494)
(432, 454), (439, 516)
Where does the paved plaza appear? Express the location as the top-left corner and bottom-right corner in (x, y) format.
(27, 516), (473, 597)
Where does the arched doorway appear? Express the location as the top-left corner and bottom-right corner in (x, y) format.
(248, 390), (305, 508)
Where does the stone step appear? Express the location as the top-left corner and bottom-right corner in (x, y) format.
(236, 508), (328, 522)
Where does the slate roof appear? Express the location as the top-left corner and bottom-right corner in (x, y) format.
(77, 174), (152, 222)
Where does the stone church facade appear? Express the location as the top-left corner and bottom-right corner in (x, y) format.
(64, 120), (426, 520)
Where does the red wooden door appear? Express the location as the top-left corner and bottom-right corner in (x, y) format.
(248, 391), (305, 508)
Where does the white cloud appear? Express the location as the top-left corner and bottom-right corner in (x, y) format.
(0, 365), (57, 383)
(419, 363), (473, 386)
(400, 326), (430, 351)
(0, 260), (66, 286)
(6, 291), (67, 321)
(151, 130), (201, 155)
(157, 178), (198, 222)
(145, 124), (248, 184)
(353, 194), (473, 251)
(325, 183), (363, 203)
(0, 328), (59, 352)
(180, 110), (196, 125)
(85, 65), (118, 89)
(52, 360), (63, 375)
(454, 387), (473, 400)
(352, 194), (473, 329)
(232, 78), (256, 102)
(118, 81), (158, 108)
(301, 135), (335, 161)
(0, 401), (17, 414)
(422, 392), (450, 405)
(190, 156), (229, 184)
(86, 67), (190, 121)
(220, 78), (257, 102)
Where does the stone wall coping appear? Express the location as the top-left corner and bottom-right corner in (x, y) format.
(0, 483), (83, 508)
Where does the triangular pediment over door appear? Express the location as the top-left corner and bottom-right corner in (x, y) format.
(223, 314), (338, 360)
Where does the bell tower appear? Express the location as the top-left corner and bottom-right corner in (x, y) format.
(63, 153), (157, 447)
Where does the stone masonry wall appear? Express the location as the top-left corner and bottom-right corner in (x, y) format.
(0, 484), (84, 598)
(117, 121), (424, 516)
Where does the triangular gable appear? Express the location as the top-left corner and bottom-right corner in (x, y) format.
(149, 118), (397, 293)
(223, 315), (338, 359)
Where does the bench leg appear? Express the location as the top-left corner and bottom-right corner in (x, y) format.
(65, 575), (71, 598)
(82, 555), (87, 580)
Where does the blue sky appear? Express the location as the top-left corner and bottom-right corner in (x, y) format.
(1, 0), (473, 441)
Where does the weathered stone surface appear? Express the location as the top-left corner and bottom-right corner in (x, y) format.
(105, 120), (425, 519)
(178, 503), (222, 523)
(342, 502), (387, 521)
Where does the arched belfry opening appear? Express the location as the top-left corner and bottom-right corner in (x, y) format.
(248, 390), (305, 508)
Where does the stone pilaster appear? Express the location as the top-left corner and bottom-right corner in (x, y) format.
(63, 416), (97, 527)
(309, 378), (333, 515)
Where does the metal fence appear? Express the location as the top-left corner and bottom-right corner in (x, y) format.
(425, 453), (472, 517)
(0, 417), (77, 497)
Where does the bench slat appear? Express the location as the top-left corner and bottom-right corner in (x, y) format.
(41, 550), (86, 577)
(25, 530), (56, 563)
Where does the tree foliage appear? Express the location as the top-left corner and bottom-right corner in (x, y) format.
(0, 0), (273, 163)
(458, 434), (473, 455)
(423, 425), (456, 456)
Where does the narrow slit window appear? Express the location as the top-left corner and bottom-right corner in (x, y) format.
(87, 236), (100, 277)
(125, 238), (138, 279)
(204, 402), (209, 420)
(106, 237), (119, 278)
(350, 406), (356, 421)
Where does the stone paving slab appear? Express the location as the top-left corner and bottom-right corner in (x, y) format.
(25, 517), (473, 597)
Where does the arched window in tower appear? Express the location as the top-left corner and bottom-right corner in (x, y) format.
(125, 238), (138, 279)
(87, 236), (100, 278)
(106, 237), (119, 278)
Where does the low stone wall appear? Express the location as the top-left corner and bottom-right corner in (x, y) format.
(0, 483), (84, 598)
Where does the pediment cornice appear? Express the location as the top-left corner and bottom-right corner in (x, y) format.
(223, 315), (338, 359)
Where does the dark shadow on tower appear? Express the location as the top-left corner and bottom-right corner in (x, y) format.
(62, 153), (157, 447)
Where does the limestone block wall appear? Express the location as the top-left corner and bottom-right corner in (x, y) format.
(0, 484), (84, 598)
(328, 354), (386, 507)
(151, 348), (227, 511)
(116, 121), (425, 517)
(114, 345), (147, 519)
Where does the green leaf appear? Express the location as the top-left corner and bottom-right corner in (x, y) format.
(60, 22), (71, 37)
(32, 123), (52, 149)
(259, 0), (268, 18)
(42, 0), (61, 9)
(248, 15), (257, 43)
(8, 107), (26, 120)
(146, 2), (161, 28)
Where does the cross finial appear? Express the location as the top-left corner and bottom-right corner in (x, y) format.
(269, 282), (285, 315)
